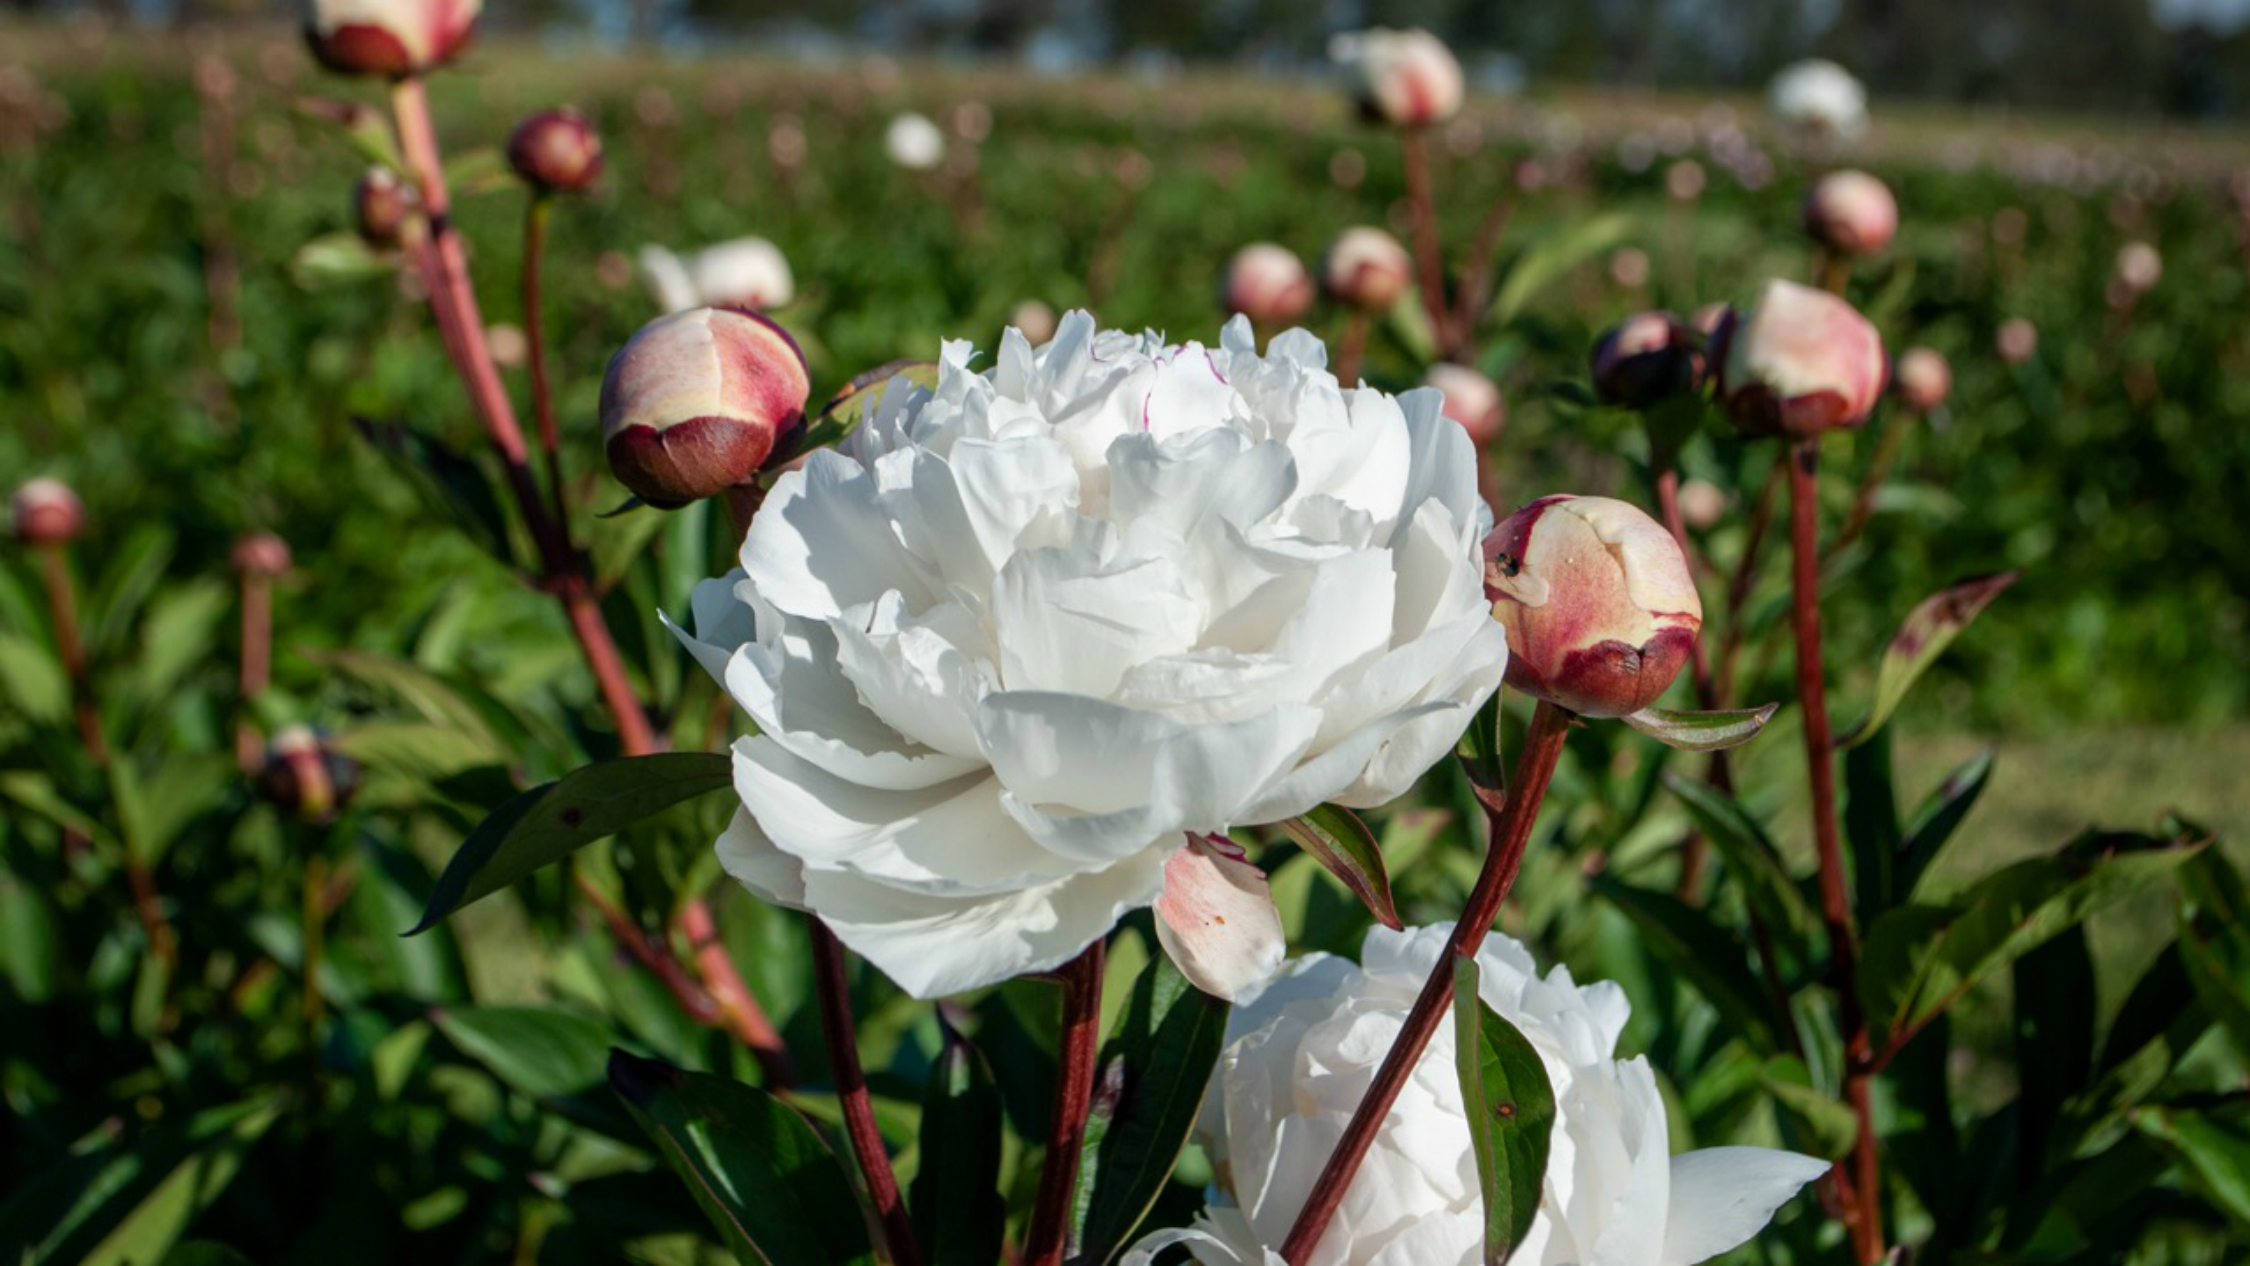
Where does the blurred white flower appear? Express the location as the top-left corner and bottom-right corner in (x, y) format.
(885, 110), (947, 171)
(2114, 240), (2162, 293)
(1768, 59), (1868, 140)
(1126, 924), (1827, 1266)
(1330, 28), (1464, 128)
(674, 314), (1505, 999)
(639, 237), (794, 313)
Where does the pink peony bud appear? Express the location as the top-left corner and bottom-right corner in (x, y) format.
(11, 478), (84, 545)
(1590, 311), (1703, 410)
(1892, 347), (1951, 411)
(1484, 495), (1702, 718)
(2114, 240), (2162, 294)
(353, 167), (413, 246)
(231, 531), (294, 577)
(506, 107), (602, 193)
(1802, 170), (1898, 257)
(1712, 279), (1886, 437)
(1321, 226), (1412, 311)
(600, 307), (810, 509)
(1331, 28), (1463, 129)
(305, 0), (479, 77)
(1222, 243), (1315, 326)
(1678, 479), (1727, 531)
(1009, 299), (1059, 347)
(1995, 317), (2039, 365)
(258, 725), (360, 822)
(1425, 363), (1505, 448)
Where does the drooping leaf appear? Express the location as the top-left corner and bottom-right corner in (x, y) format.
(912, 1019), (1005, 1266)
(773, 361), (940, 465)
(2132, 1104), (2250, 1225)
(409, 752), (733, 933)
(1591, 874), (1779, 1053)
(1276, 804), (1402, 931)
(433, 1005), (612, 1099)
(1838, 572), (2019, 748)
(1067, 953), (1230, 1265)
(1897, 748), (1997, 900)
(1452, 954), (1557, 1263)
(1757, 1056), (1858, 1160)
(1621, 703), (1778, 752)
(608, 1050), (877, 1266)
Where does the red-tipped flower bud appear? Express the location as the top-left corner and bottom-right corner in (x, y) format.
(507, 107), (602, 193)
(231, 531), (293, 577)
(1331, 27), (1463, 129)
(1712, 279), (1886, 437)
(12, 478), (84, 545)
(1802, 169), (1897, 257)
(1321, 226), (1412, 311)
(353, 167), (414, 246)
(1590, 311), (1704, 410)
(1425, 362), (1505, 447)
(305, 0), (479, 77)
(600, 307), (810, 509)
(258, 725), (360, 822)
(1484, 495), (1702, 718)
(1892, 347), (1951, 411)
(1223, 243), (1315, 326)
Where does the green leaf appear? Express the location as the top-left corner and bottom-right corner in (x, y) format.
(293, 95), (403, 170)
(1860, 830), (2205, 1053)
(2177, 848), (2250, 1058)
(1487, 212), (1633, 327)
(408, 752), (732, 934)
(2132, 1104), (2250, 1225)
(773, 361), (940, 466)
(1838, 572), (2019, 748)
(912, 1020), (1005, 1266)
(1897, 748), (1996, 900)
(1068, 953), (1231, 1265)
(1276, 804), (1402, 931)
(351, 416), (515, 563)
(1843, 730), (1901, 918)
(1621, 703), (1777, 752)
(1662, 774), (1816, 956)
(0, 630), (68, 724)
(433, 1005), (612, 1099)
(1591, 874), (1779, 1052)
(1757, 1056), (1858, 1160)
(290, 231), (399, 290)
(609, 1049), (877, 1266)
(1451, 954), (1557, 1263)
(1454, 691), (1506, 815)
(444, 146), (515, 198)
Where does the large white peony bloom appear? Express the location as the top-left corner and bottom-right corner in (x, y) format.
(1127, 925), (1827, 1266)
(674, 314), (1505, 999)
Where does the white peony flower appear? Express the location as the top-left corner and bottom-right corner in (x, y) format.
(885, 110), (948, 171)
(1768, 59), (1868, 140)
(1127, 924), (1827, 1266)
(639, 237), (795, 314)
(673, 314), (1505, 999)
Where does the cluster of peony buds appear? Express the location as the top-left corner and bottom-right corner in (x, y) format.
(1222, 243), (1315, 326)
(1321, 226), (1412, 312)
(507, 108), (603, 193)
(11, 478), (84, 546)
(305, 0), (480, 78)
(1802, 169), (1897, 257)
(1710, 279), (1887, 436)
(599, 306), (811, 508)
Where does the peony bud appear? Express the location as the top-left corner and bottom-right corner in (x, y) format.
(1330, 27), (1463, 129)
(1009, 299), (1059, 347)
(1768, 58), (1868, 140)
(305, 0), (479, 78)
(600, 307), (809, 509)
(1590, 311), (1703, 411)
(1802, 169), (1897, 256)
(231, 531), (293, 577)
(1222, 243), (1314, 326)
(1678, 478), (1727, 530)
(1892, 346), (1951, 411)
(1320, 226), (1412, 311)
(1425, 362), (1504, 447)
(257, 725), (360, 822)
(506, 107), (602, 193)
(353, 167), (413, 246)
(1484, 495), (1702, 718)
(11, 478), (84, 545)
(1996, 316), (2039, 365)
(2114, 240), (2162, 294)
(1712, 279), (1886, 437)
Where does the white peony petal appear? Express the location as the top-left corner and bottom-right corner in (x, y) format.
(991, 547), (1201, 697)
(746, 451), (941, 619)
(1153, 836), (1287, 1000)
(713, 807), (807, 909)
(1659, 1148), (1829, 1265)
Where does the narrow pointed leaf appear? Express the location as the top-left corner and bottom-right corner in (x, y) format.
(1455, 692), (1506, 814)
(2132, 1105), (2250, 1224)
(1452, 954), (1557, 1263)
(1623, 702), (1778, 752)
(1839, 572), (2019, 748)
(409, 752), (732, 933)
(1276, 804), (1402, 931)
(2177, 848), (2250, 1057)
(608, 1049), (876, 1266)
(1592, 874), (1780, 1051)
(1662, 774), (1815, 954)
(1757, 1057), (1858, 1160)
(350, 416), (515, 561)
(1898, 748), (1996, 900)
(912, 1021), (1005, 1266)
(773, 361), (940, 465)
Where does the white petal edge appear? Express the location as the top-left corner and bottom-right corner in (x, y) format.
(1659, 1147), (1830, 1266)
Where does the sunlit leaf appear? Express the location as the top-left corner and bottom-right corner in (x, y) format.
(1622, 702), (1778, 752)
(1452, 954), (1557, 1262)
(1276, 804), (1402, 931)
(1838, 572), (2019, 749)
(912, 1019), (1004, 1266)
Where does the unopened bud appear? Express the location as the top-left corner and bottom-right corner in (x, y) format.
(600, 307), (810, 509)
(1009, 299), (1059, 347)
(1996, 317), (2039, 365)
(1484, 495), (1702, 718)
(1712, 279), (1886, 438)
(2114, 240), (2162, 294)
(11, 478), (84, 546)
(1223, 243), (1314, 326)
(1425, 362), (1505, 447)
(1802, 170), (1897, 257)
(507, 107), (602, 193)
(1590, 312), (1702, 412)
(1321, 226), (1412, 311)
(305, 0), (480, 77)
(1892, 347), (1951, 411)
(231, 531), (293, 577)
(353, 167), (413, 246)
(258, 725), (360, 822)
(1331, 27), (1463, 129)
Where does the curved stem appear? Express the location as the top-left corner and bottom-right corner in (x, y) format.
(521, 193), (569, 533)
(1334, 309), (1368, 387)
(1398, 129), (1454, 360)
(1024, 937), (1106, 1266)
(1281, 700), (1573, 1265)
(811, 920), (923, 1266)
(1787, 440), (1884, 1264)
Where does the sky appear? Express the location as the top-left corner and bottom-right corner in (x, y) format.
(2154, 0), (2250, 28)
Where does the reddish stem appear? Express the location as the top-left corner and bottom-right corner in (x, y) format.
(1334, 309), (1368, 386)
(1787, 440), (1884, 1264)
(1024, 937), (1107, 1266)
(1281, 700), (1573, 1265)
(237, 571), (270, 772)
(40, 542), (107, 767)
(1716, 460), (1783, 704)
(678, 897), (797, 1086)
(521, 193), (570, 532)
(1828, 409), (1909, 562)
(1450, 190), (1515, 343)
(811, 920), (924, 1266)
(557, 576), (658, 756)
(1398, 129), (1455, 360)
(1652, 465), (1728, 901)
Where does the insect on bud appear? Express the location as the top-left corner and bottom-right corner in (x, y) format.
(1222, 243), (1315, 326)
(305, 0), (480, 78)
(600, 307), (811, 509)
(12, 478), (84, 546)
(1711, 279), (1886, 438)
(507, 107), (603, 193)
(353, 167), (414, 247)
(1802, 169), (1897, 257)
(1589, 311), (1704, 411)
(1321, 226), (1412, 312)
(1484, 495), (1702, 718)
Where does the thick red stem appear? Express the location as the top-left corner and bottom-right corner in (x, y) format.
(811, 920), (923, 1266)
(1398, 129), (1455, 359)
(521, 194), (570, 532)
(1024, 937), (1106, 1266)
